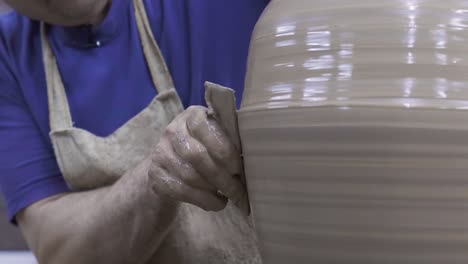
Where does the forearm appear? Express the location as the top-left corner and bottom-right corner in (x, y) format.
(18, 158), (178, 264)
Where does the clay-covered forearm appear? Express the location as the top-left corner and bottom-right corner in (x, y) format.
(17, 158), (178, 264)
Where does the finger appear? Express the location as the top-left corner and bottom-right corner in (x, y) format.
(149, 164), (227, 211)
(171, 133), (247, 203)
(156, 139), (214, 191)
(232, 191), (251, 216)
(185, 107), (241, 176)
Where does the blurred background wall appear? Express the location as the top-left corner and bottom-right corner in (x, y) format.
(0, 198), (28, 250)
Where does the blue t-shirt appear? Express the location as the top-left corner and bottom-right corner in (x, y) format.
(0, 0), (268, 221)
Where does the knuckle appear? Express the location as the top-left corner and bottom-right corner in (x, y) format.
(186, 110), (207, 130)
(163, 125), (177, 139)
(151, 143), (169, 165)
(186, 105), (206, 113)
(150, 144), (162, 159)
(185, 106), (207, 123)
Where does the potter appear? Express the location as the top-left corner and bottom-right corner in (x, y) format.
(0, 0), (267, 263)
(240, 0), (468, 263)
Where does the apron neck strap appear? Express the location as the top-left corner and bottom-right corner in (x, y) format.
(41, 23), (73, 131)
(41, 0), (179, 131)
(134, 0), (177, 95)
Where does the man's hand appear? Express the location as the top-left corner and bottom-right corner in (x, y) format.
(149, 106), (246, 212)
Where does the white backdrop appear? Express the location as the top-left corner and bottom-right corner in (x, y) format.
(0, 252), (37, 264)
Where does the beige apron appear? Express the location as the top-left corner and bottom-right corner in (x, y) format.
(40, 0), (261, 263)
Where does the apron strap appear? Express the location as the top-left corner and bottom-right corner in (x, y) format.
(134, 0), (177, 94)
(41, 23), (74, 131)
(42, 0), (180, 132)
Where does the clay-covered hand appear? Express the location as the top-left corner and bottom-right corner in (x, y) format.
(148, 106), (246, 212)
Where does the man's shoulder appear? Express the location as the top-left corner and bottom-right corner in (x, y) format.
(0, 11), (39, 57)
(0, 12), (39, 98)
(0, 10), (28, 35)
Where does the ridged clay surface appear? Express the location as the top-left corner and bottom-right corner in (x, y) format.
(240, 1), (468, 263)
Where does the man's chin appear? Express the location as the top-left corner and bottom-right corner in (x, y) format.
(5, 0), (110, 27)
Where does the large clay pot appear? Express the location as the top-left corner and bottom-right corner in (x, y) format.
(239, 0), (468, 263)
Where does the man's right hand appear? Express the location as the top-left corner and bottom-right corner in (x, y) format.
(148, 106), (247, 212)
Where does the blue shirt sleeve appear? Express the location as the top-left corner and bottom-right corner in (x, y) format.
(0, 28), (69, 222)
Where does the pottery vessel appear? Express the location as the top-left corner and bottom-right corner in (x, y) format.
(239, 0), (468, 263)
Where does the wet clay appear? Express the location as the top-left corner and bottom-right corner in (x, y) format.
(240, 0), (468, 263)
